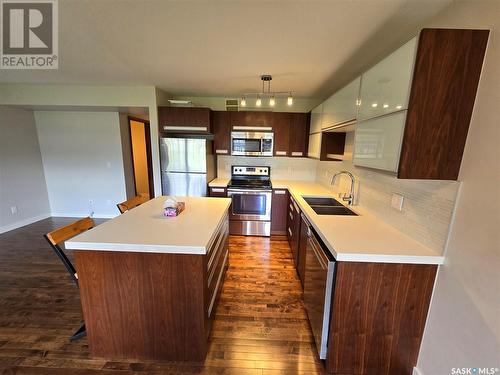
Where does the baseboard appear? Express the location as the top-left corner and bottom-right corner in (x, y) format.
(413, 366), (424, 375)
(51, 212), (118, 219)
(0, 213), (51, 234)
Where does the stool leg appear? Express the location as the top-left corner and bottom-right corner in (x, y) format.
(69, 323), (86, 341)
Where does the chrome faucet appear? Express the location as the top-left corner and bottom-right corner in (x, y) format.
(330, 171), (356, 205)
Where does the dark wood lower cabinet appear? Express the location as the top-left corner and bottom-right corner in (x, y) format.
(286, 195), (301, 266)
(271, 189), (288, 235)
(74, 217), (229, 362)
(325, 261), (437, 375)
(209, 186), (227, 197)
(296, 213), (308, 286)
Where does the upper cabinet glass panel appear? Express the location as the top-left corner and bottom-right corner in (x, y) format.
(358, 37), (417, 121)
(322, 76), (361, 129)
(309, 103), (323, 134)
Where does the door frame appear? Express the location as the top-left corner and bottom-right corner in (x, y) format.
(128, 116), (155, 199)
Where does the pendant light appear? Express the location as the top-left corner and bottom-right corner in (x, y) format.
(240, 75), (294, 107)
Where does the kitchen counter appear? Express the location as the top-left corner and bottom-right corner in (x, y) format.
(67, 196), (231, 361)
(66, 196), (231, 254)
(209, 178), (444, 265)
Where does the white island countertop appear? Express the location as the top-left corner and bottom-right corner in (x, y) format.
(65, 196), (231, 254)
(209, 178), (445, 265)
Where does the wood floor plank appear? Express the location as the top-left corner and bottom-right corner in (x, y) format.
(0, 218), (324, 374)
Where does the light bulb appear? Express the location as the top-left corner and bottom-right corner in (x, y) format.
(371, 102), (378, 108)
(256, 97), (262, 107)
(383, 103), (389, 109)
(396, 105), (402, 110)
(240, 97), (246, 107)
(269, 96), (276, 106)
(287, 94), (293, 106)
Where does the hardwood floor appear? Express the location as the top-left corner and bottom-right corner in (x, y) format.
(0, 218), (324, 375)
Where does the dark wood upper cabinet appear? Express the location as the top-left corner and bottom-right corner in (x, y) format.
(158, 107), (212, 133)
(212, 111), (231, 155)
(230, 111), (274, 128)
(272, 112), (291, 156)
(398, 28), (489, 180)
(320, 132), (346, 161)
(271, 188), (288, 235)
(289, 113), (310, 157)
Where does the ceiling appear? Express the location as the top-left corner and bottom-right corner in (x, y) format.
(0, 0), (452, 100)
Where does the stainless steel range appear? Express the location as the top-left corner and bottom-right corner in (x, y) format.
(227, 166), (272, 237)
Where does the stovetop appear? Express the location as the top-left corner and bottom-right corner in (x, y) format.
(227, 179), (272, 190)
(227, 165), (272, 190)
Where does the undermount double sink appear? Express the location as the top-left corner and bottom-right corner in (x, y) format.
(302, 196), (358, 216)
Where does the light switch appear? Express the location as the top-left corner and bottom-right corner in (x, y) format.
(391, 193), (404, 211)
(10, 206), (18, 215)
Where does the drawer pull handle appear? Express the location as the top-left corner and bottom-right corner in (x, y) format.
(291, 151), (303, 156)
(215, 149), (228, 154)
(274, 190), (286, 195)
(288, 227), (292, 237)
(211, 188), (225, 193)
(289, 204), (294, 212)
(289, 212), (293, 220)
(275, 151), (287, 156)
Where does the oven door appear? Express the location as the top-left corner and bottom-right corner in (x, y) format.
(227, 189), (272, 221)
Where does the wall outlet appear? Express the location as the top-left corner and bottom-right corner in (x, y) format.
(10, 206), (18, 215)
(391, 193), (404, 211)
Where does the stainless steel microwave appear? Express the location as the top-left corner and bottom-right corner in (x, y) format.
(231, 131), (274, 156)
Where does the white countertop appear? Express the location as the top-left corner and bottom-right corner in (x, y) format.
(208, 178), (444, 264)
(65, 196), (231, 255)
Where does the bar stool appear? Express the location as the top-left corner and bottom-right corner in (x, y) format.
(44, 217), (95, 341)
(117, 194), (149, 214)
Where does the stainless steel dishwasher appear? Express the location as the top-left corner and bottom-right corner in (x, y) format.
(302, 215), (336, 359)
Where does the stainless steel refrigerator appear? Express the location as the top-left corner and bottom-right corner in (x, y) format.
(160, 137), (215, 197)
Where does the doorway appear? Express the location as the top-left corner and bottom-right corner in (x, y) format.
(128, 116), (154, 199)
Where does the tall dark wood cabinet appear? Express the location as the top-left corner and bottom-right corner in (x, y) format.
(398, 28), (489, 180)
(212, 111), (231, 155)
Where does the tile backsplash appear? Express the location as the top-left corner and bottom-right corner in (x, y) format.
(316, 133), (459, 254)
(217, 155), (317, 180)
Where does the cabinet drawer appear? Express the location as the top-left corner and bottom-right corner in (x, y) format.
(207, 247), (228, 318)
(209, 187), (227, 197)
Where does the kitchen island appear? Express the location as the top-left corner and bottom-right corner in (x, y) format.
(65, 196), (231, 361)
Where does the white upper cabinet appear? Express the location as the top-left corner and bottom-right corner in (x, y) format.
(307, 132), (322, 159)
(353, 111), (407, 172)
(322, 76), (361, 129)
(358, 37), (417, 121)
(309, 103), (323, 134)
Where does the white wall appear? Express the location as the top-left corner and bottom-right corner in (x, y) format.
(415, 1), (500, 373)
(35, 111), (128, 218)
(0, 107), (50, 233)
(0, 84), (168, 197)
